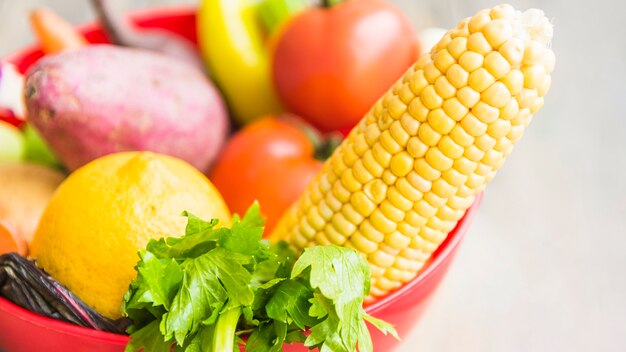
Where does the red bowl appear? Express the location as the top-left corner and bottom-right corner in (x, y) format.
(0, 6), (483, 351)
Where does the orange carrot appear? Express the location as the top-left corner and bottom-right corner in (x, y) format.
(0, 222), (27, 256)
(29, 8), (87, 54)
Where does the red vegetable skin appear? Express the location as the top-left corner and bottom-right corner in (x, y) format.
(271, 0), (418, 131)
(209, 117), (323, 232)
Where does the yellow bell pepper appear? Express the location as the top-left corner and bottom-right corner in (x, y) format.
(197, 0), (284, 125)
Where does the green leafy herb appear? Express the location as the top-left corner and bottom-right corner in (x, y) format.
(122, 202), (397, 352)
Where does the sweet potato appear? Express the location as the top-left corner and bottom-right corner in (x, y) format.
(24, 44), (229, 172)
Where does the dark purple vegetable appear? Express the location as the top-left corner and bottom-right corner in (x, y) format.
(0, 252), (128, 334)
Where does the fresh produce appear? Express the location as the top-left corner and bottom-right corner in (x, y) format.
(24, 44), (229, 172)
(22, 123), (60, 168)
(90, 0), (203, 69)
(210, 117), (324, 232)
(272, 5), (555, 299)
(30, 152), (231, 319)
(0, 223), (26, 256)
(197, 0), (284, 124)
(0, 253), (125, 333)
(271, 0), (418, 131)
(123, 204), (396, 352)
(0, 121), (24, 162)
(0, 162), (64, 247)
(0, 61), (26, 126)
(29, 8), (87, 54)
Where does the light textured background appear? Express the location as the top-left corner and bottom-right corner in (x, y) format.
(1, 0), (625, 351)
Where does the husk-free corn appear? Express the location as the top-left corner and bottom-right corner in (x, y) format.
(271, 4), (555, 299)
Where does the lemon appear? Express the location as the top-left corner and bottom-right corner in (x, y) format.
(30, 152), (230, 319)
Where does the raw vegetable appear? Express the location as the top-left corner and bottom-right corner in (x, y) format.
(0, 121), (25, 163)
(0, 162), (65, 247)
(209, 116), (324, 232)
(271, 0), (418, 131)
(90, 0), (203, 69)
(271, 5), (555, 299)
(197, 0), (288, 124)
(24, 44), (229, 172)
(0, 223), (26, 256)
(22, 123), (60, 169)
(122, 203), (397, 352)
(0, 253), (126, 333)
(29, 8), (87, 54)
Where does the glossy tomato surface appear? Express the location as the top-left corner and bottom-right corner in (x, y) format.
(272, 0), (417, 131)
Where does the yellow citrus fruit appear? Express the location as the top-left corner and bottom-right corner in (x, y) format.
(30, 152), (231, 319)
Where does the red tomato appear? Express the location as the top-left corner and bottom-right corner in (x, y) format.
(271, 0), (417, 131)
(209, 117), (323, 233)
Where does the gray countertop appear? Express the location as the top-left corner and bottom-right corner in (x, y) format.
(1, 0), (624, 350)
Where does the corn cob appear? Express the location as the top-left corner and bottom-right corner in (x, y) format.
(271, 4), (555, 299)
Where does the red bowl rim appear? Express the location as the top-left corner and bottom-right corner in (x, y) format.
(1, 4), (484, 345)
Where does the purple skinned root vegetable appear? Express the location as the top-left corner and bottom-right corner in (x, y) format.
(24, 44), (229, 172)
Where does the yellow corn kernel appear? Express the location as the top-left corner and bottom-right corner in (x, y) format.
(459, 51), (484, 72)
(342, 145), (359, 167)
(475, 133), (497, 151)
(369, 248), (396, 269)
(501, 69), (524, 96)
(472, 101), (500, 123)
(507, 125), (525, 142)
(387, 186), (413, 211)
(487, 119), (512, 139)
(401, 113), (420, 135)
(405, 210), (427, 228)
(382, 169), (398, 185)
(482, 81), (512, 108)
(449, 124), (475, 147)
(306, 206), (325, 230)
(482, 149), (503, 166)
(390, 120), (410, 146)
(435, 76), (457, 99)
(442, 167), (468, 187)
(453, 156), (477, 174)
(523, 41), (546, 66)
(362, 150), (384, 177)
(483, 19), (513, 48)
(399, 83), (415, 104)
(370, 208), (397, 234)
(388, 96), (407, 119)
(390, 151), (414, 177)
(468, 32), (492, 55)
(331, 212), (356, 237)
(325, 223), (347, 245)
(435, 33), (452, 52)
(484, 51), (511, 79)
(352, 159), (374, 184)
(465, 173), (486, 188)
(407, 137), (429, 158)
(448, 194), (475, 210)
(380, 200), (405, 222)
(350, 231), (378, 254)
(424, 61), (442, 83)
(437, 205), (462, 221)
(474, 162), (491, 176)
(396, 178), (423, 202)
(464, 144), (485, 161)
(517, 88), (539, 109)
(414, 158), (441, 182)
(443, 97), (469, 121)
(408, 97), (430, 122)
(530, 97), (544, 114)
(384, 231), (411, 250)
(409, 69), (429, 96)
(446, 64), (469, 89)
(423, 192), (447, 208)
(351, 191), (376, 217)
(468, 68), (496, 93)
(359, 219), (384, 243)
(450, 17), (470, 39)
(500, 98), (520, 120)
(523, 65), (547, 90)
(325, 189), (342, 211)
(332, 179), (351, 203)
(407, 170), (433, 193)
(447, 37), (468, 59)
(421, 85), (444, 110)
(499, 37), (524, 66)
(428, 108), (456, 135)
(489, 4), (515, 21)
(457, 86), (481, 108)
(432, 179), (456, 198)
(363, 124), (381, 147)
(434, 49), (455, 72)
(460, 112), (488, 136)
(419, 226), (445, 243)
(538, 76), (552, 97)
(438, 135), (464, 159)
(318, 199), (334, 220)
(468, 11), (490, 33)
(372, 142), (392, 168)
(425, 147), (454, 172)
(415, 199), (437, 218)
(342, 203), (364, 224)
(418, 123), (442, 146)
(341, 169), (361, 192)
(378, 112), (393, 130)
(363, 179), (387, 204)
